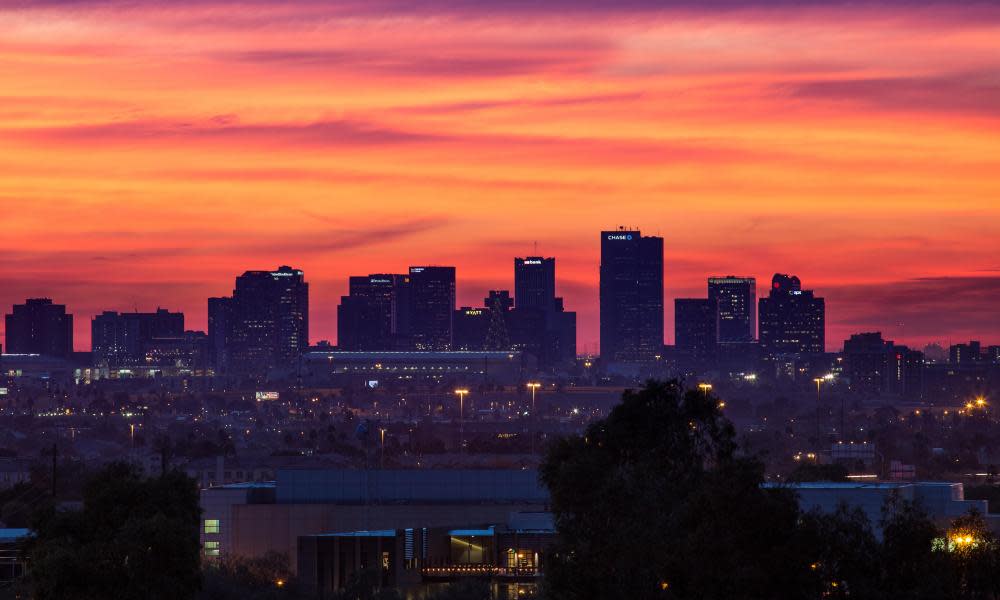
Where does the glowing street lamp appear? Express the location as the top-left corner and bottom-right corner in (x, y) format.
(455, 389), (469, 454)
(814, 378), (825, 442)
(527, 382), (541, 455)
(697, 383), (713, 397)
(527, 382), (541, 414)
(380, 427), (386, 470)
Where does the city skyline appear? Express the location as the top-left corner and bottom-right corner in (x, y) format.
(2, 1), (999, 351)
(2, 250), (997, 355)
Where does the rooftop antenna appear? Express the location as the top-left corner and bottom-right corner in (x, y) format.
(533, 240), (538, 255)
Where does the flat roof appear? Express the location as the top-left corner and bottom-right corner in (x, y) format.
(765, 481), (959, 490)
(212, 481), (276, 490)
(0, 529), (30, 541)
(311, 530), (397, 538)
(305, 351), (520, 358)
(448, 527), (495, 536)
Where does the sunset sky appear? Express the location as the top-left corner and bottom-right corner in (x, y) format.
(2, 0), (998, 353)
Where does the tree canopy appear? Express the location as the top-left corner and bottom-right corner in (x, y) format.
(23, 463), (201, 600)
(539, 380), (1000, 600)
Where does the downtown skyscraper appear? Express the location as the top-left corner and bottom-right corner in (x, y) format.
(213, 266), (309, 375)
(337, 273), (411, 351)
(707, 276), (756, 343)
(513, 256), (576, 367)
(758, 273), (824, 360)
(599, 229), (663, 363)
(407, 266), (456, 351)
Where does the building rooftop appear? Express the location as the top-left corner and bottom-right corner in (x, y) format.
(0, 529), (30, 541)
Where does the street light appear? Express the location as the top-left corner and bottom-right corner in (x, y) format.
(697, 383), (713, 397)
(455, 389), (469, 455)
(380, 427), (386, 470)
(527, 383), (541, 414)
(527, 383), (541, 455)
(814, 377), (824, 444)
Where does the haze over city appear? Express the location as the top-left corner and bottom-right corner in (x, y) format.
(2, 0), (999, 351)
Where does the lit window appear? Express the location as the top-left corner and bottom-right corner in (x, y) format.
(204, 541), (220, 557)
(204, 519), (220, 534)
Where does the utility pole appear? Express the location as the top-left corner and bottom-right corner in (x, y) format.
(51, 443), (58, 498)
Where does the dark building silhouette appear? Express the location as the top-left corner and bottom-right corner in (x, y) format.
(453, 291), (518, 352)
(988, 346), (1000, 365)
(142, 330), (209, 374)
(4, 298), (73, 358)
(408, 266), (455, 351)
(207, 296), (232, 373)
(453, 306), (489, 351)
(91, 308), (184, 367)
(843, 332), (923, 399)
(896, 346), (925, 401)
(484, 290), (513, 351)
(708, 276), (756, 343)
(599, 229), (663, 363)
(674, 298), (719, 369)
(950, 341), (982, 365)
(218, 266), (309, 375)
(843, 332), (892, 396)
(512, 257), (576, 368)
(758, 273), (825, 361)
(337, 274), (411, 351)
(514, 257), (555, 311)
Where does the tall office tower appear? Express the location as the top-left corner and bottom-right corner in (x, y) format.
(337, 274), (411, 351)
(512, 257), (577, 367)
(599, 229), (663, 363)
(207, 296), (232, 373)
(4, 298), (73, 358)
(758, 273), (825, 360)
(91, 308), (184, 367)
(224, 266), (309, 374)
(707, 276), (756, 342)
(408, 266), (456, 350)
(674, 299), (719, 368)
(515, 257), (556, 311)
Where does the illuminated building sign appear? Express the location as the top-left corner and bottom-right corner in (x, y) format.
(0, 388), (6, 395)
(523, 260), (542, 265)
(464, 310), (483, 316)
(255, 391), (280, 401)
(606, 234), (633, 241)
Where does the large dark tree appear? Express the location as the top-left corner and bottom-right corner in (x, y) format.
(539, 380), (817, 600)
(878, 498), (957, 600)
(24, 463), (201, 600)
